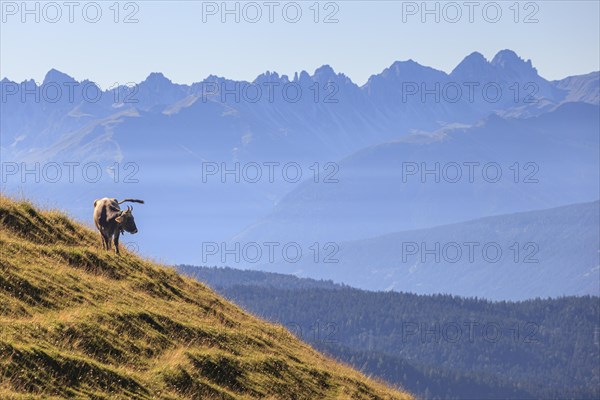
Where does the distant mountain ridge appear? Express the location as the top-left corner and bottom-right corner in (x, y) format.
(177, 265), (345, 291)
(233, 201), (600, 300)
(2, 50), (598, 164)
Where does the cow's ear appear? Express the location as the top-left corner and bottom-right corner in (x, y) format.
(115, 215), (123, 223)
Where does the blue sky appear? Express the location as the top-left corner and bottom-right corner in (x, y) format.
(1, 1), (599, 87)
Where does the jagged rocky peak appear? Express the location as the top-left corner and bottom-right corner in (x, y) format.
(450, 51), (494, 78)
(491, 49), (535, 72)
(454, 51), (488, 69)
(293, 70), (312, 83)
(313, 64), (336, 77)
(143, 72), (173, 85)
(43, 68), (76, 85)
(254, 70), (284, 84)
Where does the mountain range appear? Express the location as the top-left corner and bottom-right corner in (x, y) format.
(2, 50), (598, 164)
(2, 50), (598, 299)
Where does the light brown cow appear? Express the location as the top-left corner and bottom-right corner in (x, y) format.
(93, 198), (144, 254)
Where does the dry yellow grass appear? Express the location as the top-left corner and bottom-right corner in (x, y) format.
(0, 196), (413, 400)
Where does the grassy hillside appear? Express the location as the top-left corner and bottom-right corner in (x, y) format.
(0, 196), (411, 400)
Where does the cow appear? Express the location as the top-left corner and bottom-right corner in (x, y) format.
(93, 198), (144, 254)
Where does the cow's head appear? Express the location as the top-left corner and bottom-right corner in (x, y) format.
(115, 206), (138, 234)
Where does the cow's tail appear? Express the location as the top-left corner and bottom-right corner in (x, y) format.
(118, 199), (145, 204)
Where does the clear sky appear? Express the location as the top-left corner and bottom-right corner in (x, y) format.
(1, 0), (599, 88)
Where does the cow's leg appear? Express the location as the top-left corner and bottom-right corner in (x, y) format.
(113, 231), (121, 255)
(99, 232), (106, 250)
(105, 232), (112, 251)
(101, 232), (110, 250)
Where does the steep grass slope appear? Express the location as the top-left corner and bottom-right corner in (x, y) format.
(0, 197), (411, 400)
